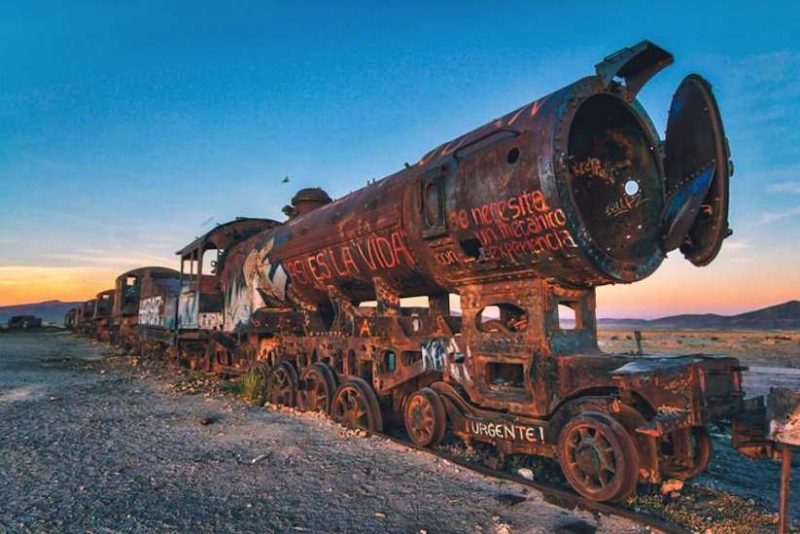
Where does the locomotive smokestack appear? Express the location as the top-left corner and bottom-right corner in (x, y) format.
(283, 187), (332, 219)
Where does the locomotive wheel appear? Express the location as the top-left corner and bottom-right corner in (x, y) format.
(404, 388), (447, 447)
(202, 343), (217, 373)
(299, 363), (337, 414)
(558, 413), (639, 502)
(659, 426), (712, 480)
(331, 377), (383, 432)
(266, 362), (298, 407)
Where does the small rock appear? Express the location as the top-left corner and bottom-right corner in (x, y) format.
(660, 478), (684, 495)
(516, 468), (535, 481)
(199, 415), (216, 425)
(251, 453), (270, 464)
(374, 512), (385, 519)
(49, 396), (60, 402)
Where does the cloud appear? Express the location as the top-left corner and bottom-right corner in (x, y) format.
(768, 182), (800, 194)
(45, 250), (174, 269)
(723, 239), (749, 250)
(756, 205), (800, 225)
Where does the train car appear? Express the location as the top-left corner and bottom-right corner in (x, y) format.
(77, 299), (97, 337)
(204, 40), (750, 502)
(91, 289), (115, 342)
(64, 307), (79, 330)
(112, 266), (181, 349)
(130, 217), (280, 372)
(8, 315), (43, 329)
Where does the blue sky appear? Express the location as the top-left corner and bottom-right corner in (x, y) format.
(1, 1), (798, 316)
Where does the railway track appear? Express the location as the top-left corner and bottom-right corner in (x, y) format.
(376, 432), (688, 534)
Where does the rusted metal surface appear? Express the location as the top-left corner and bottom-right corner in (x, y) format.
(64, 308), (78, 330)
(780, 444), (793, 534)
(112, 266), (182, 348)
(76, 299), (97, 336)
(91, 289), (115, 342)
(768, 388), (800, 446)
(62, 40), (797, 506)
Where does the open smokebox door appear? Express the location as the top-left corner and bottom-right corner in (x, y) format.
(661, 74), (732, 266)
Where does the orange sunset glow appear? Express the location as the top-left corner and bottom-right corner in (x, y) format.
(0, 266), (126, 306)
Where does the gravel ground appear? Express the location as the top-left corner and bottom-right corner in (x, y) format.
(0, 331), (643, 534)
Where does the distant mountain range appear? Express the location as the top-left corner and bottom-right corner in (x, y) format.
(0, 300), (82, 325)
(599, 300), (800, 331)
(1, 299), (798, 330)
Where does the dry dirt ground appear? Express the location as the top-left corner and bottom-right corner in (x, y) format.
(598, 330), (800, 370)
(0, 331), (642, 534)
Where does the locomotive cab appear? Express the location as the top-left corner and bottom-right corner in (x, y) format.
(175, 217), (279, 370)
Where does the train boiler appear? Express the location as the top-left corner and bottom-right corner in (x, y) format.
(209, 40), (747, 502)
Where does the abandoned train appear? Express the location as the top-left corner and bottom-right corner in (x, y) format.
(66, 41), (771, 503)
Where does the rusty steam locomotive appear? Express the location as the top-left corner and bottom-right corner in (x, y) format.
(67, 41), (770, 503)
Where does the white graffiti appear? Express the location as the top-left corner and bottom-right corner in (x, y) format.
(225, 236), (291, 332)
(139, 296), (164, 326)
(248, 237), (289, 303)
(198, 312), (223, 330)
(467, 421), (543, 443)
(224, 275), (252, 332)
(178, 291), (198, 329)
(421, 337), (462, 372)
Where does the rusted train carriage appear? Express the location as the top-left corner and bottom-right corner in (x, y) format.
(103, 219), (279, 365)
(64, 307), (79, 330)
(91, 289), (115, 342)
(112, 266), (181, 349)
(76, 299), (97, 337)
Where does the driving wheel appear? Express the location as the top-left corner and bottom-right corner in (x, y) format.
(299, 363), (337, 414)
(266, 362), (298, 407)
(558, 413), (639, 502)
(331, 377), (383, 432)
(404, 388), (447, 447)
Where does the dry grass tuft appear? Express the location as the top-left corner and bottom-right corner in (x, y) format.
(241, 367), (268, 405)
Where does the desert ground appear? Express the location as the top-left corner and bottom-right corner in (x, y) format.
(0, 330), (641, 534)
(1, 328), (799, 533)
(599, 329), (800, 370)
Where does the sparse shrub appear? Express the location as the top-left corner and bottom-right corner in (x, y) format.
(241, 367), (268, 404)
(625, 335), (632, 340)
(610, 335), (619, 340)
(710, 336), (721, 341)
(222, 380), (244, 396)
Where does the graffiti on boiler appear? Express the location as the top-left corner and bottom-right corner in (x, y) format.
(285, 230), (415, 287)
